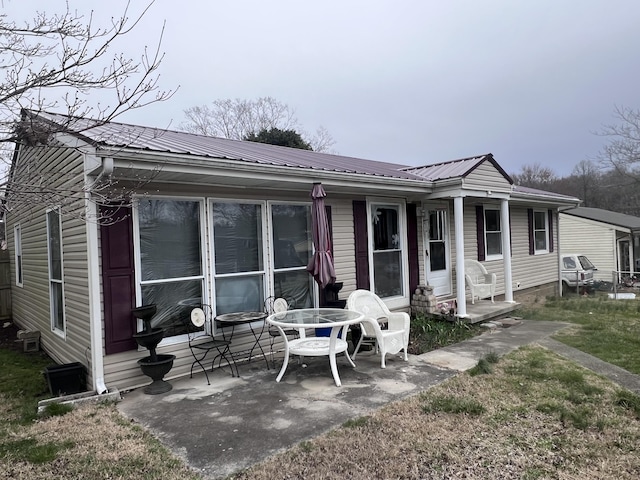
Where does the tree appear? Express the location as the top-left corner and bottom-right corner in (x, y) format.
(245, 127), (312, 150)
(596, 105), (640, 181)
(510, 163), (557, 189)
(181, 97), (336, 152)
(1, 1), (173, 220)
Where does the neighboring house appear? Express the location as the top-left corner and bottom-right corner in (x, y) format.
(5, 111), (580, 393)
(559, 207), (640, 282)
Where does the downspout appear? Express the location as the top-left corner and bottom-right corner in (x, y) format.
(85, 157), (114, 394)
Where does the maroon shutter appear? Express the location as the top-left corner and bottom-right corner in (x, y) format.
(475, 205), (485, 261)
(100, 205), (137, 354)
(407, 203), (419, 294)
(527, 209), (535, 255)
(353, 200), (370, 289)
(548, 209), (554, 253)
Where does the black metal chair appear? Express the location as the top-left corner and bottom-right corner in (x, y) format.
(182, 304), (237, 384)
(264, 296), (297, 368)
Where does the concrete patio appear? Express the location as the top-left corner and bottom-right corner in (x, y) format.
(117, 318), (569, 479)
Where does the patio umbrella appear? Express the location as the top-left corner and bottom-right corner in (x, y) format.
(306, 183), (336, 288)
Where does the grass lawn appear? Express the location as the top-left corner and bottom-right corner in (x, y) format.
(1, 296), (639, 479)
(519, 296), (640, 375)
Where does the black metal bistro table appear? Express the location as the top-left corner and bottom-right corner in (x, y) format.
(214, 311), (270, 373)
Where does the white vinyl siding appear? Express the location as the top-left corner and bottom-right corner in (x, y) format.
(7, 143), (92, 373)
(462, 161), (512, 192)
(559, 213), (618, 282)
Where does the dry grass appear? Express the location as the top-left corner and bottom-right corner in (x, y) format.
(0, 402), (200, 480)
(229, 346), (640, 480)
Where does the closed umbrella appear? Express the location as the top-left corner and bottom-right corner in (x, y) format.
(306, 183), (336, 288)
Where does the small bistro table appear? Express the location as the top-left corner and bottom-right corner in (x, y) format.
(266, 308), (364, 386)
(214, 311), (269, 373)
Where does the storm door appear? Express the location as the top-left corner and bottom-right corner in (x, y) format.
(425, 208), (451, 297)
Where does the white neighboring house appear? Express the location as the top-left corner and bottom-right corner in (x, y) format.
(559, 207), (640, 283)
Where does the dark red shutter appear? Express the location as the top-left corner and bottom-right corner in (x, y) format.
(527, 209), (535, 255)
(407, 203), (419, 294)
(475, 205), (485, 261)
(353, 200), (370, 289)
(100, 205), (137, 354)
(548, 209), (554, 253)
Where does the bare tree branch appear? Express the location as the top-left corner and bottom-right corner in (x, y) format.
(181, 97), (337, 152)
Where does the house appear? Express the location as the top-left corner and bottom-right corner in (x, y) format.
(5, 111), (580, 393)
(559, 207), (640, 282)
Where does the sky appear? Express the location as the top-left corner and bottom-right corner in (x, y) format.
(7, 1), (640, 177)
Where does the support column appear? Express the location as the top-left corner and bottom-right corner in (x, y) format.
(454, 196), (467, 317)
(501, 198), (514, 303)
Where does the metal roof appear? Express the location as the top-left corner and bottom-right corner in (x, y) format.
(561, 207), (640, 231)
(23, 111), (581, 207)
(33, 111), (427, 182)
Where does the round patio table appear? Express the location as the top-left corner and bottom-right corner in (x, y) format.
(267, 308), (364, 386)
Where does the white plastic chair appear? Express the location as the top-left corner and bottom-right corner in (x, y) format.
(462, 259), (496, 304)
(346, 290), (409, 368)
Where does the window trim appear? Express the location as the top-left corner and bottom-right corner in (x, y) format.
(46, 207), (65, 337)
(483, 205), (503, 261)
(14, 224), (23, 287)
(533, 209), (549, 254)
(366, 198), (409, 309)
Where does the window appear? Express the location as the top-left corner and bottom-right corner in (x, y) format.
(46, 209), (65, 334)
(484, 207), (502, 258)
(370, 203), (405, 299)
(137, 198), (204, 337)
(533, 210), (549, 253)
(212, 201), (265, 315)
(14, 224), (22, 287)
(271, 203), (314, 308)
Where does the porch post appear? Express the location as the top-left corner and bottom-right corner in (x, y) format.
(454, 196), (467, 317)
(501, 198), (515, 303)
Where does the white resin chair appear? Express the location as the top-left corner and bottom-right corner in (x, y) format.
(346, 290), (409, 368)
(264, 296), (297, 367)
(462, 259), (496, 304)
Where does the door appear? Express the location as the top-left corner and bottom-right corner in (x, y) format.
(425, 208), (451, 297)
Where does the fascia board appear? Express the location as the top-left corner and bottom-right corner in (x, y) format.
(106, 152), (434, 195)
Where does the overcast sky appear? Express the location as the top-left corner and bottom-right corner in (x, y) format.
(8, 1), (640, 177)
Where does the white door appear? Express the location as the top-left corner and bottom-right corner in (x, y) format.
(425, 209), (451, 297)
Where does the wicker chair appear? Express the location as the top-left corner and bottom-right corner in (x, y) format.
(462, 259), (496, 304)
(346, 290), (409, 368)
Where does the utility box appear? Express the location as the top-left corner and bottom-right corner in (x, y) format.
(17, 330), (40, 352)
(44, 362), (86, 396)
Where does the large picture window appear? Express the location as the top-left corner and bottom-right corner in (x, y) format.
(137, 198), (204, 337)
(370, 203), (404, 299)
(484, 207), (502, 258)
(271, 203), (314, 308)
(46, 208), (65, 334)
(212, 201), (265, 315)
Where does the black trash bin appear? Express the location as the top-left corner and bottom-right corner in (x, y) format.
(44, 362), (86, 396)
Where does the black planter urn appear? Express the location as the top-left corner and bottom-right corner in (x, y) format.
(132, 305), (175, 395)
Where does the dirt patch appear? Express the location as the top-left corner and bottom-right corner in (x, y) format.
(0, 320), (24, 353)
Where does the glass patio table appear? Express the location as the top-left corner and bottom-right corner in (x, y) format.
(266, 308), (364, 386)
